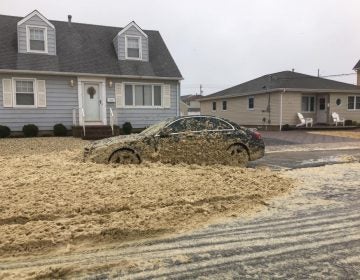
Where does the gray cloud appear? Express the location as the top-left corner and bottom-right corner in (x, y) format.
(1, 0), (359, 95)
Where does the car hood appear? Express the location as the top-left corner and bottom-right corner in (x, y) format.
(86, 134), (145, 150)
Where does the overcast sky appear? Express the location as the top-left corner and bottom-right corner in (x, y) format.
(1, 0), (359, 95)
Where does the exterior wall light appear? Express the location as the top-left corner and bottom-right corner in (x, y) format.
(70, 79), (75, 87)
(109, 80), (113, 88)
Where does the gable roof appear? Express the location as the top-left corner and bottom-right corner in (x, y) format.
(0, 13), (182, 79)
(17, 10), (55, 29)
(354, 59), (360, 70)
(201, 71), (360, 100)
(181, 94), (202, 103)
(116, 21), (148, 38)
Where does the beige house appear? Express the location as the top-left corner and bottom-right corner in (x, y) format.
(180, 94), (201, 116)
(199, 70), (360, 129)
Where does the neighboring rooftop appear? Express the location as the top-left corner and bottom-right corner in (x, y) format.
(354, 59), (360, 70)
(181, 94), (202, 103)
(202, 71), (360, 99)
(0, 13), (182, 78)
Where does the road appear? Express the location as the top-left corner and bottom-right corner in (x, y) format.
(250, 148), (360, 169)
(0, 148), (359, 279)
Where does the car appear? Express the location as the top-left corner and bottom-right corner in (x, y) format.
(84, 115), (265, 166)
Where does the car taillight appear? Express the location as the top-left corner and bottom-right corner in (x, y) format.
(252, 131), (262, 140)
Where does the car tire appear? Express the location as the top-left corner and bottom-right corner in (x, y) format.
(109, 149), (141, 164)
(228, 145), (249, 167)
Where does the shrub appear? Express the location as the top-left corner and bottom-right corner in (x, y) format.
(53, 123), (67, 136)
(0, 125), (11, 138)
(282, 124), (293, 131)
(122, 122), (133, 135)
(344, 120), (353, 126)
(22, 124), (39, 137)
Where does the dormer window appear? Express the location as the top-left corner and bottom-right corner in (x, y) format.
(26, 26), (48, 53)
(125, 36), (141, 59)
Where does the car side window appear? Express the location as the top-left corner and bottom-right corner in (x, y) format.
(167, 117), (207, 133)
(205, 118), (233, 130)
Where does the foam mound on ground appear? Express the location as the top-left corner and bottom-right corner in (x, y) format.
(0, 138), (293, 256)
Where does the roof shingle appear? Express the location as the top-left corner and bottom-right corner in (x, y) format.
(205, 71), (359, 99)
(0, 14), (182, 79)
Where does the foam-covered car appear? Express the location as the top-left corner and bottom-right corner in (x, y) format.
(84, 115), (265, 166)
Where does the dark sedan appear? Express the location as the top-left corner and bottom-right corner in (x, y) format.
(84, 115), (265, 166)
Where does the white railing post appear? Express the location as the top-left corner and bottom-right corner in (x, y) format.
(109, 107), (114, 135)
(81, 107), (85, 136)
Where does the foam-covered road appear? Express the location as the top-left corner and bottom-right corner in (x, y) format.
(1, 161), (359, 279)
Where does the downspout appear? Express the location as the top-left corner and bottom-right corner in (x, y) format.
(177, 81), (180, 116)
(280, 89), (285, 131)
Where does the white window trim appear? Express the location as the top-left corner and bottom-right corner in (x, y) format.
(123, 82), (164, 108)
(347, 95), (360, 111)
(125, 35), (142, 60)
(12, 77), (37, 108)
(248, 96), (255, 111)
(26, 25), (48, 54)
(18, 10), (55, 29)
(301, 95), (316, 113)
(117, 21), (148, 38)
(222, 100), (227, 111)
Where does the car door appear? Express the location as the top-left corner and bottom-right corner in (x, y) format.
(156, 117), (210, 164)
(201, 117), (237, 163)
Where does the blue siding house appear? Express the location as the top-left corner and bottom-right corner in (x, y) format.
(0, 10), (182, 137)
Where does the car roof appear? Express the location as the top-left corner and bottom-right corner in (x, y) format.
(164, 115), (241, 128)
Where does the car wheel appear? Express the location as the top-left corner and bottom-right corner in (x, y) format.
(228, 145), (249, 167)
(109, 149), (140, 164)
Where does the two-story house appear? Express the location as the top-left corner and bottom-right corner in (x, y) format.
(0, 10), (182, 137)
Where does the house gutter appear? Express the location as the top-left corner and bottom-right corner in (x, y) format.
(199, 87), (360, 101)
(0, 69), (184, 81)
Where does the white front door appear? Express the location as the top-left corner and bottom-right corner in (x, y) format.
(83, 83), (101, 122)
(316, 95), (328, 124)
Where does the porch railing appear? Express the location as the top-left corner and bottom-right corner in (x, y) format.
(72, 107), (86, 136)
(109, 108), (117, 135)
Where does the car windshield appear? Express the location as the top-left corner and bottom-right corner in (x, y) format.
(139, 120), (168, 137)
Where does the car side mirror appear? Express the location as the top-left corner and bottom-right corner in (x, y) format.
(158, 130), (170, 138)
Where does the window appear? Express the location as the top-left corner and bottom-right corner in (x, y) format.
(348, 96), (360, 110)
(167, 117), (206, 133)
(167, 117), (233, 134)
(126, 36), (141, 59)
(207, 117), (233, 130)
(124, 84), (162, 107)
(301, 96), (315, 112)
(248, 96), (254, 110)
(222, 100), (227, 110)
(15, 80), (35, 106)
(27, 26), (47, 52)
(212, 101), (216, 111)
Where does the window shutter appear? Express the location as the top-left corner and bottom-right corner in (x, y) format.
(2, 79), (13, 107)
(163, 84), (171, 108)
(115, 83), (124, 108)
(37, 80), (46, 107)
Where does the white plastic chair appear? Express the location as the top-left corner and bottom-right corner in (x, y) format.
(296, 113), (313, 128)
(332, 112), (345, 126)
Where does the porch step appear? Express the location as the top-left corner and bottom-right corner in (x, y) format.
(72, 125), (120, 140)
